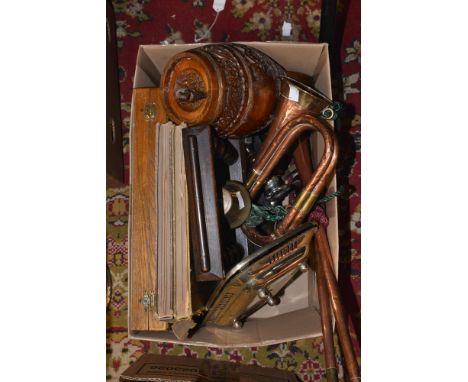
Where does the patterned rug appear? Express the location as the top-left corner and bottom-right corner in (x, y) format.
(107, 0), (360, 380)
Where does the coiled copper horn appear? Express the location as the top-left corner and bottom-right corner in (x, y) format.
(242, 77), (338, 246)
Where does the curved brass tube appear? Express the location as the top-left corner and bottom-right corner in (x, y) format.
(242, 115), (337, 246)
(277, 132), (338, 235)
(241, 75), (338, 246)
(250, 76), (335, 177)
(246, 115), (334, 198)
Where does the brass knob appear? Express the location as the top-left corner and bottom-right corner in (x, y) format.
(232, 319), (243, 329)
(257, 287), (279, 306)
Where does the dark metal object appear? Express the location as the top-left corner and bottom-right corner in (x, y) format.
(264, 175), (291, 206)
(234, 268), (303, 328)
(174, 87), (206, 103)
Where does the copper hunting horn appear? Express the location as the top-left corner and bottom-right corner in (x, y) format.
(282, 80), (360, 380)
(241, 77), (338, 246)
(243, 74), (360, 380)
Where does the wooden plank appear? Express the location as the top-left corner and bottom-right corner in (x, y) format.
(130, 88), (168, 331)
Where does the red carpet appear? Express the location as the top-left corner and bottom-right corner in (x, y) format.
(108, 0), (361, 379)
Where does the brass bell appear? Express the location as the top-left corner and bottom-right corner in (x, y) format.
(222, 180), (251, 229)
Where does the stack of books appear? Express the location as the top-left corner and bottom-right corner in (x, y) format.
(129, 88), (205, 340)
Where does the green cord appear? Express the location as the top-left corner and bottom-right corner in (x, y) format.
(245, 204), (288, 227)
(245, 187), (344, 228)
(316, 188), (343, 204)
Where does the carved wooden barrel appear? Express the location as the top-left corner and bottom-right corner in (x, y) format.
(161, 43), (286, 138)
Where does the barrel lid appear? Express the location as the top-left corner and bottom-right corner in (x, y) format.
(161, 51), (223, 126)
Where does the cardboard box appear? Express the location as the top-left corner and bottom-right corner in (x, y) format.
(129, 42), (339, 347)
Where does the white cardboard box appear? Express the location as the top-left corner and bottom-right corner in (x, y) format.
(129, 42), (339, 347)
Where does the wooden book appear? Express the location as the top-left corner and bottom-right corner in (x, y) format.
(129, 87), (168, 332)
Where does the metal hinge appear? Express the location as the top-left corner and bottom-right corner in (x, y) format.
(143, 102), (156, 121)
(141, 290), (156, 312)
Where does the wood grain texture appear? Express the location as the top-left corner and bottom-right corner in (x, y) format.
(161, 43), (286, 138)
(129, 87), (168, 331)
